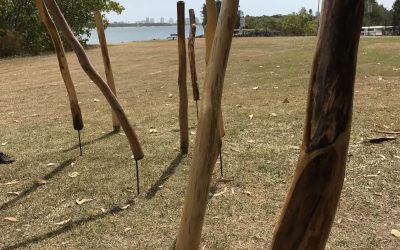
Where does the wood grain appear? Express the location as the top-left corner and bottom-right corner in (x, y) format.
(188, 9), (200, 101)
(35, 0), (83, 131)
(94, 10), (120, 132)
(271, 1), (365, 249)
(175, 1), (239, 249)
(177, 1), (189, 154)
(43, 0), (144, 160)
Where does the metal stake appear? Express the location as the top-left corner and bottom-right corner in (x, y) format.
(78, 130), (83, 156)
(135, 159), (140, 195)
(195, 100), (199, 120)
(219, 142), (223, 177)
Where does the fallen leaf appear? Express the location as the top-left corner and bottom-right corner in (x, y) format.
(120, 204), (130, 210)
(31, 114), (38, 117)
(283, 98), (290, 103)
(68, 172), (79, 178)
(233, 82), (238, 85)
(55, 219), (71, 226)
(259, 65), (264, 68)
(249, 114), (254, 120)
(213, 187), (228, 197)
(4, 180), (19, 185)
(76, 198), (94, 205)
(149, 129), (158, 134)
(276, 65), (281, 68)
(270, 113), (278, 117)
(46, 163), (56, 167)
(101, 208), (107, 213)
(230, 148), (240, 153)
(252, 87), (259, 90)
(119, 133), (126, 136)
(190, 131), (196, 135)
(247, 140), (255, 144)
(168, 94), (174, 98)
(244, 191), (252, 196)
(1, 142), (8, 146)
(378, 76), (383, 81)
(36, 180), (47, 186)
(93, 98), (100, 102)
(391, 229), (400, 238)
(7, 192), (20, 196)
(4, 217), (17, 222)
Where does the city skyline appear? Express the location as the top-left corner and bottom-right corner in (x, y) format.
(106, 0), (395, 23)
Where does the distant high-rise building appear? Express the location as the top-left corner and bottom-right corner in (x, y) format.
(185, 18), (190, 25)
(169, 18), (174, 24)
(150, 18), (155, 23)
(160, 17), (165, 23)
(146, 17), (150, 23)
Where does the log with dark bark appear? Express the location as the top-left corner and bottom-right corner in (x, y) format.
(35, 0), (83, 131)
(175, 1), (239, 249)
(271, 1), (365, 249)
(177, 1), (189, 154)
(43, 0), (144, 160)
(94, 10), (120, 132)
(188, 9), (199, 102)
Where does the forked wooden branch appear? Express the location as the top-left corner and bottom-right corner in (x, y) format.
(271, 1), (364, 249)
(35, 0), (83, 131)
(43, 0), (144, 160)
(175, 1), (239, 249)
(177, 1), (189, 154)
(94, 10), (120, 132)
(188, 9), (200, 101)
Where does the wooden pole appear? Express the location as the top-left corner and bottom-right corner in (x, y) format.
(176, 1), (239, 249)
(35, 0), (83, 131)
(177, 1), (189, 155)
(43, 0), (144, 160)
(94, 10), (120, 132)
(188, 9), (200, 103)
(271, 1), (364, 249)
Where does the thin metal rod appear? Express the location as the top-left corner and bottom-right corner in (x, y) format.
(195, 100), (199, 120)
(135, 159), (140, 195)
(78, 130), (83, 156)
(219, 142), (223, 177)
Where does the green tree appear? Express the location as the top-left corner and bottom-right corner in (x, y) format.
(393, 0), (400, 26)
(0, 0), (124, 56)
(363, 0), (392, 26)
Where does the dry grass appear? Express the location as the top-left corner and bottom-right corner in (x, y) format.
(0, 37), (399, 249)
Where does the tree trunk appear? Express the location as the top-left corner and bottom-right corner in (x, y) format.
(188, 9), (200, 101)
(271, 1), (364, 249)
(35, 0), (83, 131)
(43, 0), (144, 160)
(94, 10), (120, 132)
(175, 1), (239, 249)
(177, 1), (189, 155)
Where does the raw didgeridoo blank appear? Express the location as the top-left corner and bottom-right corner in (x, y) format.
(43, 0), (144, 160)
(205, 0), (225, 139)
(35, 0), (83, 131)
(177, 1), (189, 154)
(94, 10), (121, 132)
(175, 1), (239, 249)
(271, 1), (364, 249)
(188, 9), (200, 102)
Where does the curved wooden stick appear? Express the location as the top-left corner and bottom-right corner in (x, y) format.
(272, 1), (364, 249)
(35, 0), (83, 131)
(177, 1), (189, 154)
(43, 0), (144, 160)
(94, 10), (120, 132)
(188, 9), (199, 102)
(176, 1), (239, 249)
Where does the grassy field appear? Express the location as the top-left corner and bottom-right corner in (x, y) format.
(0, 37), (399, 249)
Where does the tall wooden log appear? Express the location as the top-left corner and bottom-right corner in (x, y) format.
(205, 0), (225, 139)
(94, 10), (120, 132)
(43, 0), (144, 160)
(35, 0), (83, 131)
(177, 1), (189, 155)
(176, 1), (239, 249)
(188, 9), (200, 102)
(271, 1), (364, 249)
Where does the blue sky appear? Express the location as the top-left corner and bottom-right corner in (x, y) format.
(106, 0), (396, 23)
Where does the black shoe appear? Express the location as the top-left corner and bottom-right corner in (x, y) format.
(0, 152), (15, 164)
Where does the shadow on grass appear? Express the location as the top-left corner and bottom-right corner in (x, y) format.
(0, 159), (75, 211)
(145, 153), (185, 199)
(2, 199), (137, 250)
(61, 131), (118, 153)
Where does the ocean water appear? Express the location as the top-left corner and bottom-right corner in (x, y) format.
(87, 25), (204, 44)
